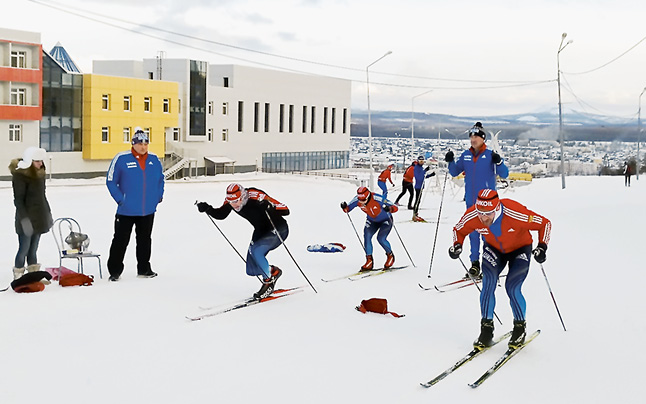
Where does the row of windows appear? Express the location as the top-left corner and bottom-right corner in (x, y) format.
(97, 127), (230, 143)
(262, 151), (349, 172)
(101, 94), (171, 113)
(237, 102), (348, 135)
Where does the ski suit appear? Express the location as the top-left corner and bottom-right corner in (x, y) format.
(452, 199), (551, 321)
(377, 167), (395, 199)
(346, 193), (398, 255)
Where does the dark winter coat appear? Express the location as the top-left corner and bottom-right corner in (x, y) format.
(9, 159), (53, 235)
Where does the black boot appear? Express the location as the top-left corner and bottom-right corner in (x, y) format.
(474, 319), (494, 349)
(253, 266), (282, 300)
(509, 320), (527, 348)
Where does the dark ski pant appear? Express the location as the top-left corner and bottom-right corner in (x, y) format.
(108, 213), (155, 277)
(246, 224), (288, 279)
(394, 180), (414, 208)
(480, 243), (531, 322)
(15, 232), (41, 268)
(363, 218), (392, 256)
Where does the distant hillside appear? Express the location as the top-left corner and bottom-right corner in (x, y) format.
(351, 109), (639, 142)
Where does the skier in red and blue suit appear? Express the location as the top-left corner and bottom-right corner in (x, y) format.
(445, 122), (509, 277)
(341, 187), (398, 271)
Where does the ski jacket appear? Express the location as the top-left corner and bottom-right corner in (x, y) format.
(452, 199), (551, 254)
(347, 192), (397, 223)
(448, 145), (509, 206)
(378, 168), (394, 185)
(207, 187), (289, 241)
(413, 163), (434, 190)
(403, 165), (415, 183)
(9, 159), (53, 235)
(106, 149), (165, 216)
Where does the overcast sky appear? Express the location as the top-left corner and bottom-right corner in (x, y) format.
(9, 0), (646, 120)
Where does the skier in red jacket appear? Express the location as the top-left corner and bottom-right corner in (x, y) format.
(449, 189), (551, 349)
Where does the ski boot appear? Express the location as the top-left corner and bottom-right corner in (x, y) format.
(253, 266), (282, 300)
(463, 260), (481, 280)
(360, 255), (374, 272)
(473, 318), (494, 350)
(508, 320), (527, 349)
(384, 252), (395, 269)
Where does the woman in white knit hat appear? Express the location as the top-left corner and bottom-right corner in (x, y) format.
(9, 147), (53, 280)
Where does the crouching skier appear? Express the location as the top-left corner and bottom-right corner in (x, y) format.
(341, 186), (398, 271)
(196, 183), (290, 300)
(449, 189), (551, 349)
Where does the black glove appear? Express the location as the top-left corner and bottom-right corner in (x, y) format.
(427, 171), (436, 178)
(491, 152), (502, 165)
(448, 243), (462, 259)
(382, 204), (390, 212)
(259, 199), (273, 211)
(424, 166), (430, 172)
(532, 243), (547, 263)
(196, 202), (212, 213)
(445, 151), (454, 163)
(340, 201), (349, 212)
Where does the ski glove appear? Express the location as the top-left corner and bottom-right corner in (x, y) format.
(196, 202), (212, 213)
(448, 243), (462, 259)
(259, 199), (273, 211)
(426, 171), (436, 178)
(445, 151), (454, 163)
(491, 152), (502, 165)
(532, 243), (547, 263)
(382, 204), (390, 212)
(340, 201), (349, 213)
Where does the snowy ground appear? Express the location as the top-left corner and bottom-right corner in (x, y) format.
(0, 172), (643, 404)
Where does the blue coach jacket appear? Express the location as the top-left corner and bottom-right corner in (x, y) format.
(106, 150), (165, 216)
(448, 146), (509, 206)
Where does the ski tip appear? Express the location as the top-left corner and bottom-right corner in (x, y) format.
(468, 383), (479, 389)
(420, 382), (431, 388)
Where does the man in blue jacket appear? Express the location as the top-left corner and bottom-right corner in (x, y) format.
(445, 122), (509, 277)
(106, 128), (165, 281)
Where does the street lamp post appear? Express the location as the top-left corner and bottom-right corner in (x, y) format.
(557, 32), (573, 189)
(411, 89), (432, 164)
(367, 51), (392, 188)
(638, 87), (646, 180)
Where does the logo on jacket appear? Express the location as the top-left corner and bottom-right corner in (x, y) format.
(126, 162), (137, 168)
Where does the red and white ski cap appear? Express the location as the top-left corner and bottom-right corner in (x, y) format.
(357, 186), (371, 201)
(226, 183), (244, 202)
(475, 189), (500, 213)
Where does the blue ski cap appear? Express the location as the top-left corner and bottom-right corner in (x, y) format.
(132, 127), (149, 145)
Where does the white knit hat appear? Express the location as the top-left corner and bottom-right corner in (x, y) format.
(17, 147), (47, 169)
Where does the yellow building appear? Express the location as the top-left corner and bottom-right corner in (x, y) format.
(82, 74), (178, 160)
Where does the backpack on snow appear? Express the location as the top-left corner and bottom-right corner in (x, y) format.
(59, 273), (94, 287)
(355, 298), (404, 318)
(11, 271), (52, 293)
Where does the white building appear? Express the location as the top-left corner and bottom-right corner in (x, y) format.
(93, 58), (352, 175)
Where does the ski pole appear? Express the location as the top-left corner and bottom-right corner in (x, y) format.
(265, 210), (318, 294)
(345, 211), (366, 252)
(196, 201), (247, 264)
(458, 257), (503, 326)
(427, 170), (449, 278)
(539, 263), (567, 331)
(391, 219), (415, 267)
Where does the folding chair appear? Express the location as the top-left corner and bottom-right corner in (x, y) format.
(52, 217), (102, 279)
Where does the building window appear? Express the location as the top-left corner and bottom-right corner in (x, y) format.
(302, 106), (307, 133)
(222, 128), (229, 142)
(102, 94), (110, 110)
(222, 102), (228, 115)
(9, 124), (22, 142)
(173, 127), (180, 142)
(264, 103), (270, 132)
(208, 128), (213, 142)
(144, 97), (151, 112)
(237, 101), (244, 132)
(123, 127), (131, 143)
(145, 128), (151, 143)
(10, 88), (27, 105)
(289, 105), (294, 133)
(11, 51), (27, 68)
(123, 96), (131, 111)
(101, 127), (110, 142)
(254, 102), (260, 133)
(343, 108), (347, 134)
(331, 108), (336, 133)
(323, 107), (328, 133)
(208, 101), (213, 115)
(223, 77), (229, 87)
(148, 72), (154, 80)
(163, 98), (170, 113)
(279, 104), (285, 133)
(311, 106), (316, 134)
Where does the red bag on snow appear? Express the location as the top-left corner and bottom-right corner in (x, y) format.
(59, 273), (94, 287)
(355, 298), (404, 318)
